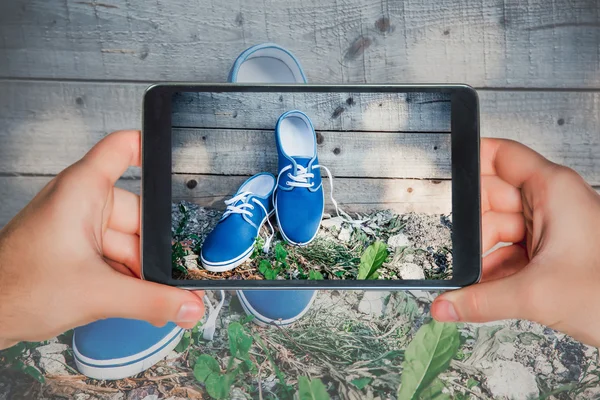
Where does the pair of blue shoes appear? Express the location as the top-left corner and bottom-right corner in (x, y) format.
(73, 44), (322, 380)
(200, 109), (333, 271)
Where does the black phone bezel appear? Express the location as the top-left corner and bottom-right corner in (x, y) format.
(141, 84), (481, 290)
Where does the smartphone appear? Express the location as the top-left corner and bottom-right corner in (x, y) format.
(141, 84), (481, 290)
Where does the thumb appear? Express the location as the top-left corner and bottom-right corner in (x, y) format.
(90, 271), (205, 329)
(431, 273), (526, 323)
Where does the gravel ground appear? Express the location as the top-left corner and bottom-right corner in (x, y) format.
(1, 289), (598, 400)
(171, 201), (453, 281)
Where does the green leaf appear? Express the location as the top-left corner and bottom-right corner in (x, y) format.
(466, 377), (479, 389)
(357, 241), (388, 280)
(22, 365), (45, 383)
(274, 243), (288, 262)
(309, 270), (324, 280)
(192, 321), (203, 334)
(350, 376), (372, 390)
(298, 377), (330, 400)
(193, 355), (221, 383)
(228, 322), (253, 361)
(518, 332), (543, 345)
(1, 342), (25, 361)
(205, 371), (235, 399)
(239, 314), (256, 325)
(258, 260), (271, 275)
(265, 268), (279, 280)
(418, 378), (449, 400)
(398, 320), (460, 400)
(175, 331), (191, 353)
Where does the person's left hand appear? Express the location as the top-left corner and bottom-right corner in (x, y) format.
(0, 130), (205, 350)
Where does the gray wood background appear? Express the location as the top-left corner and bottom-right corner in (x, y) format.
(0, 0), (599, 224)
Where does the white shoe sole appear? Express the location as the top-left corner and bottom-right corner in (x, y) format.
(237, 290), (318, 327)
(73, 327), (184, 380)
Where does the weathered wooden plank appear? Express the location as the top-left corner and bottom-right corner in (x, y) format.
(172, 128), (451, 178)
(0, 0), (598, 88)
(172, 91), (451, 132)
(1, 81), (599, 184)
(0, 175), (452, 228)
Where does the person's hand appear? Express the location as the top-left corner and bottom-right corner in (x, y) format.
(432, 138), (600, 346)
(0, 130), (205, 349)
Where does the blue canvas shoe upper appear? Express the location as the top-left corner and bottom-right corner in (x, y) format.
(216, 42), (318, 331)
(201, 173), (276, 271)
(275, 110), (334, 246)
(73, 318), (183, 380)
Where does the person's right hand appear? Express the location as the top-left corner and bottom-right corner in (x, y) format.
(432, 138), (600, 347)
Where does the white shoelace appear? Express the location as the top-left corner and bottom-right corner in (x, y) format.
(274, 163), (340, 217)
(222, 191), (275, 254)
(202, 290), (225, 340)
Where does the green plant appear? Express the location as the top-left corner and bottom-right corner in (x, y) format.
(254, 334), (294, 397)
(0, 342), (45, 383)
(357, 241), (389, 279)
(257, 242), (290, 280)
(351, 377), (373, 390)
(193, 322), (256, 399)
(309, 270), (324, 280)
(175, 321), (204, 352)
(297, 376), (331, 400)
(397, 320), (460, 400)
(174, 203), (189, 238)
(194, 355), (236, 399)
(171, 241), (188, 274)
(417, 379), (449, 400)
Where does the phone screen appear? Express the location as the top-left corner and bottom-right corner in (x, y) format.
(170, 90), (452, 282)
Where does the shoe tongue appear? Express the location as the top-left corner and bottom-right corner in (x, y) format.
(292, 156), (312, 170)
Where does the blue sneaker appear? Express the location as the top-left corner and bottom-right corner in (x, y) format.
(73, 319), (184, 380)
(201, 173), (276, 272)
(274, 110), (338, 246)
(238, 290), (317, 326)
(226, 43), (318, 328)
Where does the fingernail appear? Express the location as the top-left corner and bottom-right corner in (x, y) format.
(176, 302), (203, 323)
(437, 300), (460, 322)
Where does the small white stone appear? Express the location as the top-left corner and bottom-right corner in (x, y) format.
(534, 355), (553, 375)
(388, 233), (410, 248)
(496, 342), (516, 360)
(35, 343), (70, 376)
(74, 394), (91, 400)
(553, 359), (568, 375)
(399, 263), (425, 280)
(321, 216), (344, 230)
(583, 345), (598, 359)
(322, 213), (332, 220)
(484, 361), (538, 399)
(357, 291), (390, 317)
(338, 227), (352, 242)
(141, 396), (159, 400)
